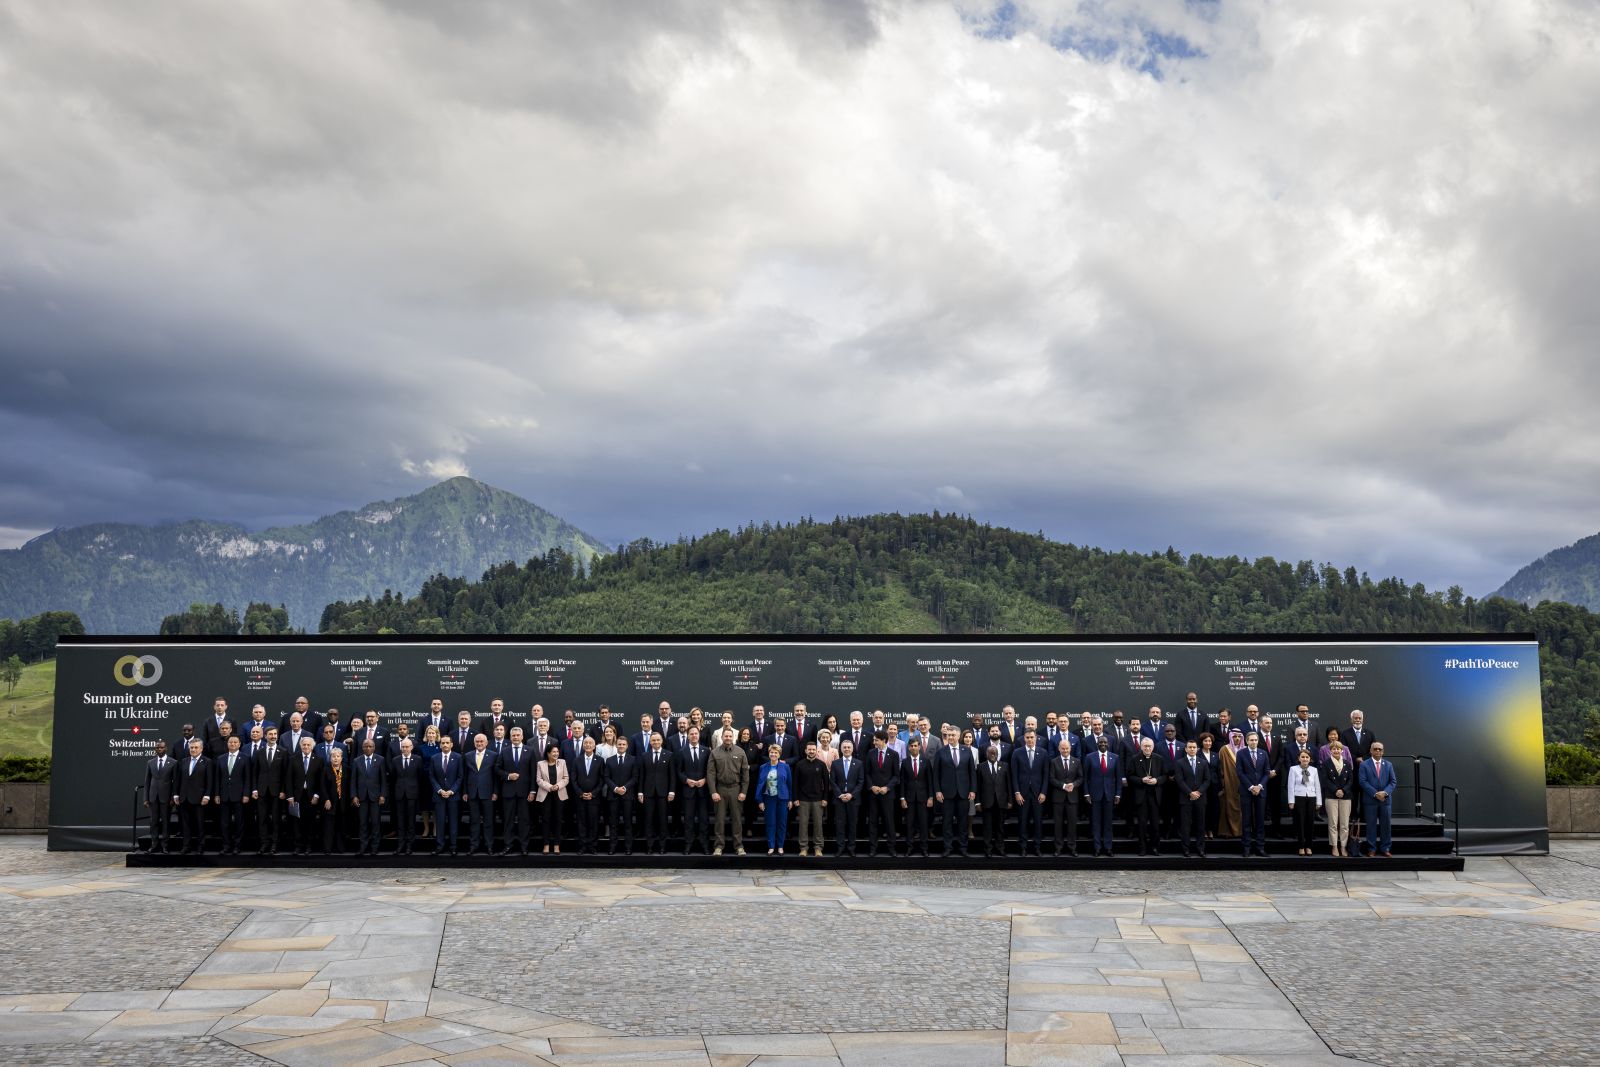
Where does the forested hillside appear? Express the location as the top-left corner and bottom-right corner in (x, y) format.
(319, 513), (1600, 743)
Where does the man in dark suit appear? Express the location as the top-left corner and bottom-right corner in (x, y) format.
(204, 719), (237, 760)
(638, 732), (677, 855)
(1174, 739), (1210, 858)
(1285, 725), (1317, 775)
(213, 734), (252, 855)
(1236, 732), (1270, 858)
(496, 727), (535, 855)
(976, 743), (1011, 857)
(418, 698), (448, 741)
(767, 720), (798, 765)
(997, 705), (1019, 747)
(631, 713), (659, 765)
(350, 711), (390, 762)
(280, 696), (320, 740)
(1171, 692), (1202, 743)
(143, 740), (177, 853)
(748, 704), (770, 747)
(201, 698), (233, 754)
(900, 738), (934, 857)
(278, 713), (309, 758)
(571, 736), (605, 854)
(863, 732), (900, 857)
(474, 698), (517, 742)
(933, 728), (976, 857)
(175, 738), (213, 854)
(1340, 709), (1376, 841)
(1083, 735), (1122, 858)
(314, 724), (347, 767)
(462, 734), (497, 855)
(1207, 708), (1235, 752)
(251, 726), (286, 855)
(1258, 716), (1286, 837)
(1047, 738), (1082, 856)
(831, 739), (866, 858)
(450, 711), (476, 759)
(351, 739), (387, 855)
(390, 737), (422, 855)
(1158, 724), (1184, 841)
(1010, 728), (1048, 857)
(604, 735), (639, 854)
(673, 727), (709, 854)
(430, 736), (463, 855)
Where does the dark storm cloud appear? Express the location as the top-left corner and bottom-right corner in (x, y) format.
(1, 0), (1596, 598)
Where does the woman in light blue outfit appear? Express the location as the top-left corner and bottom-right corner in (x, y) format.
(755, 744), (793, 855)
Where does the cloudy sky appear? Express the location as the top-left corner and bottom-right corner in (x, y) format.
(2, 0), (1596, 595)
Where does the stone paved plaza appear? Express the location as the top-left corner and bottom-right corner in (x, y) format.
(1, 838), (1598, 1067)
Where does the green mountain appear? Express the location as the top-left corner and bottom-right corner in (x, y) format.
(319, 512), (1600, 743)
(1493, 531), (1600, 612)
(0, 478), (608, 633)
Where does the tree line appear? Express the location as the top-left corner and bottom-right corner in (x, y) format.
(315, 513), (1600, 745)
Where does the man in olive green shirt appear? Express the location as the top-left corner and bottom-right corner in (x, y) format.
(708, 731), (750, 856)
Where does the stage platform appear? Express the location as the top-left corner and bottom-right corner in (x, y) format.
(127, 815), (1462, 872)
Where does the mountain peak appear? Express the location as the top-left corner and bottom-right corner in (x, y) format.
(1492, 530), (1600, 611)
(0, 482), (609, 632)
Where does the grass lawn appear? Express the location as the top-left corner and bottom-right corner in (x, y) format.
(0, 658), (54, 758)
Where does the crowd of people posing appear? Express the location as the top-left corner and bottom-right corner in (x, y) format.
(141, 693), (1399, 861)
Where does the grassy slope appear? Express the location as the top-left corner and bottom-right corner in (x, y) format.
(0, 658), (55, 758)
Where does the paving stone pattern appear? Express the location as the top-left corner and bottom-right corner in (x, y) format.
(10, 1037), (277, 1067)
(1508, 846), (1600, 900)
(0, 891), (245, 994)
(3, 836), (1597, 1066)
(1237, 915), (1600, 1067)
(437, 900), (1010, 1034)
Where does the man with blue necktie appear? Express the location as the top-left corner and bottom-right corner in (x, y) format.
(1236, 731), (1271, 858)
(430, 735), (463, 856)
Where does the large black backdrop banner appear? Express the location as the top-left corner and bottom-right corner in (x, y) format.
(51, 634), (1546, 852)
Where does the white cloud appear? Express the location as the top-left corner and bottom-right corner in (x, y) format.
(0, 0), (1597, 593)
(401, 456), (472, 480)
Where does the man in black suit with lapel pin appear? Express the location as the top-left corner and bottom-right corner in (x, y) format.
(1047, 737), (1082, 857)
(1174, 738), (1211, 858)
(605, 734), (640, 854)
(253, 726), (286, 855)
(352, 738), (388, 855)
(976, 743), (1011, 858)
(863, 732), (900, 858)
(496, 727), (535, 855)
(639, 732), (677, 855)
(418, 698), (448, 742)
(934, 726), (976, 857)
(572, 735), (606, 854)
(1175, 692), (1209, 745)
(390, 737), (422, 855)
(143, 740), (177, 854)
(831, 738), (866, 858)
(1010, 727), (1048, 857)
(175, 738), (213, 855)
(900, 738), (934, 857)
(676, 727), (710, 855)
(213, 734), (252, 855)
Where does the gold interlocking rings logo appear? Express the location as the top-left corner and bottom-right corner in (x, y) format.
(113, 654), (163, 687)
